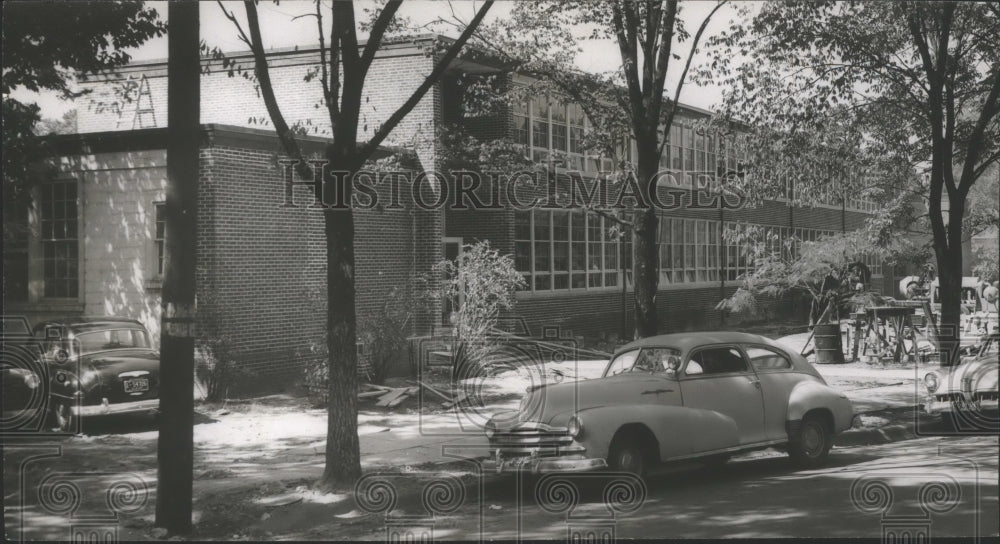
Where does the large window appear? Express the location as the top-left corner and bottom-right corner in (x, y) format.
(658, 217), (720, 285)
(723, 223), (840, 281)
(513, 91), (615, 173)
(40, 180), (79, 298)
(514, 209), (622, 292)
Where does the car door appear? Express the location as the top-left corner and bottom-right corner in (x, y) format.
(742, 344), (799, 441)
(679, 345), (767, 447)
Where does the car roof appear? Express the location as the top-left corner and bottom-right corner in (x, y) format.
(613, 331), (785, 356)
(35, 316), (145, 332)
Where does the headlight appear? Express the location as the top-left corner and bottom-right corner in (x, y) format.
(567, 415), (583, 439)
(924, 372), (939, 393)
(485, 419), (497, 439)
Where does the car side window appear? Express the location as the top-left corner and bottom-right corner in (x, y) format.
(745, 346), (792, 371)
(634, 348), (682, 374)
(687, 347), (749, 375)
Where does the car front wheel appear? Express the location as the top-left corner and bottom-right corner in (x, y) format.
(789, 414), (831, 468)
(608, 438), (650, 478)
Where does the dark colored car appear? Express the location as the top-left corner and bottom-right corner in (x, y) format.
(33, 317), (160, 432)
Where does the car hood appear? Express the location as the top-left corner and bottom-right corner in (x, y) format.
(523, 372), (677, 424)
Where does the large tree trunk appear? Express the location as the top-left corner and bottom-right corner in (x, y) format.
(633, 139), (660, 338)
(934, 195), (967, 367)
(317, 147), (362, 490)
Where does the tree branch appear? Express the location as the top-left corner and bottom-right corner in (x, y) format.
(241, 0), (308, 177)
(359, 0), (403, 78)
(359, 0), (494, 159)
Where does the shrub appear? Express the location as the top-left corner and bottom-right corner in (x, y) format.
(425, 241), (525, 380)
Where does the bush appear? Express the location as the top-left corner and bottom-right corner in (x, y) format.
(195, 336), (255, 402)
(196, 289), (255, 401)
(359, 289), (411, 385)
(299, 289), (412, 404)
(426, 241), (525, 380)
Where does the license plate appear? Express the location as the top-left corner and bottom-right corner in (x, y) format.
(123, 378), (149, 393)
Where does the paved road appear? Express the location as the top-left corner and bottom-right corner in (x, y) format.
(336, 434), (998, 540)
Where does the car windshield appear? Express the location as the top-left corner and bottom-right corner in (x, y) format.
(605, 347), (682, 376)
(73, 329), (151, 355)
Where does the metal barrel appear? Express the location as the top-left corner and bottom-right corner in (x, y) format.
(814, 323), (846, 364)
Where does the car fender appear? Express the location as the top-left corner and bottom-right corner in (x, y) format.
(564, 404), (738, 461)
(787, 379), (853, 433)
(972, 366), (997, 395)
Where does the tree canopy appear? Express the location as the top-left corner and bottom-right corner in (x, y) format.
(711, 1), (1000, 363)
(2, 1), (165, 198)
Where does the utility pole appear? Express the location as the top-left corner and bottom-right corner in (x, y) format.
(155, 0), (199, 535)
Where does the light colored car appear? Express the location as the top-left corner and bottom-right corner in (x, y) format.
(485, 332), (854, 476)
(923, 346), (999, 431)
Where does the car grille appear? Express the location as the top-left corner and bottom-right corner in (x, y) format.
(489, 424), (582, 458)
(974, 391), (998, 402)
(935, 393), (965, 403)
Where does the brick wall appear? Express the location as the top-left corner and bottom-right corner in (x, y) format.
(197, 129), (432, 384)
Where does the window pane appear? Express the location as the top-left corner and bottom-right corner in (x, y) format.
(515, 241), (531, 272)
(534, 241), (550, 272)
(535, 274), (551, 290)
(534, 211), (550, 240)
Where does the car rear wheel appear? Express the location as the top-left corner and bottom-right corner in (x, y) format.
(608, 438), (651, 478)
(789, 414), (831, 468)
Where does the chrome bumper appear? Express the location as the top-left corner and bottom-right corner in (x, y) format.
(925, 397), (998, 415)
(483, 454), (607, 474)
(72, 398), (160, 417)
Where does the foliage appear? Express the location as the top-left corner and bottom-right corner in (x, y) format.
(196, 290), (257, 402)
(358, 289), (412, 385)
(974, 242), (999, 283)
(2, 1), (165, 198)
(426, 241), (525, 375)
(716, 229), (911, 324)
(711, 2), (1000, 363)
(194, 336), (256, 403)
(452, 0), (729, 337)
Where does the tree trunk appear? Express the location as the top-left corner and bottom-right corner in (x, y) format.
(317, 147), (362, 490)
(632, 141), (660, 338)
(156, 0), (198, 534)
(935, 195), (967, 367)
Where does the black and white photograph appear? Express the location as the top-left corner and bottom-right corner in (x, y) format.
(2, 0), (998, 541)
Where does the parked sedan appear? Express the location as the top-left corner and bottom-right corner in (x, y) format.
(485, 332), (854, 476)
(33, 317), (160, 432)
(923, 347), (999, 432)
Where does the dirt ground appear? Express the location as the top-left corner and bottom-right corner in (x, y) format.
(3, 329), (977, 540)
